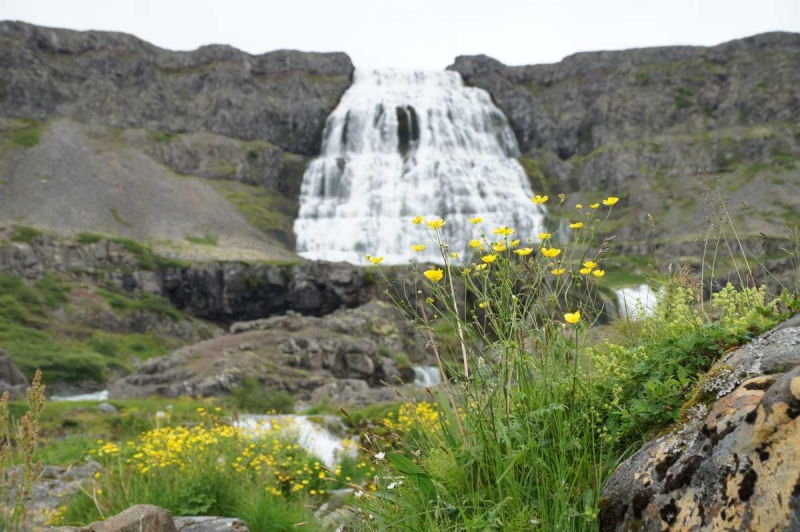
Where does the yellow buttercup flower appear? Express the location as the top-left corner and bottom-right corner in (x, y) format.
(424, 268), (444, 282)
(481, 254), (499, 263)
(368, 255), (384, 265)
(540, 247), (561, 258)
(462, 267), (472, 275)
(583, 261), (597, 269)
(427, 218), (446, 229)
(492, 226), (514, 236)
(411, 244), (425, 252)
(509, 239), (520, 248)
(569, 222), (584, 229)
(564, 311), (581, 324)
(602, 197), (619, 206)
(474, 264), (488, 271)
(492, 243), (507, 252)
(469, 217), (483, 224)
(592, 269), (605, 277)
(479, 301), (489, 309)
(589, 203), (599, 209)
(531, 195), (548, 205)
(412, 215), (424, 225)
(579, 267), (592, 275)
(468, 239), (482, 248)
(551, 268), (566, 275)
(575, 204), (583, 210)
(538, 232), (552, 240)
(514, 248), (533, 256)
(450, 252), (459, 259)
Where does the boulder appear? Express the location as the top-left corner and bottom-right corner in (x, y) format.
(599, 314), (800, 531)
(51, 505), (177, 532)
(173, 517), (250, 531)
(0, 349), (28, 399)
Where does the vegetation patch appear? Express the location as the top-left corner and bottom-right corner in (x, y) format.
(184, 233), (218, 246)
(10, 225), (43, 243)
(0, 118), (50, 150)
(211, 181), (298, 249)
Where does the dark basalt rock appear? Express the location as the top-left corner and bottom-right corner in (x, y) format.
(0, 20), (354, 156)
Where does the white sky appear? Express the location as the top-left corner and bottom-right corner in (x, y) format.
(2, 0), (799, 69)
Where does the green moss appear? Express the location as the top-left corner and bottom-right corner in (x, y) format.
(76, 232), (105, 244)
(109, 207), (133, 228)
(772, 147), (797, 170)
(95, 287), (185, 321)
(10, 225), (43, 243)
(105, 237), (190, 270)
(674, 86), (694, 109)
(211, 181), (298, 248)
(148, 130), (180, 143)
(184, 234), (218, 246)
(0, 118), (50, 149)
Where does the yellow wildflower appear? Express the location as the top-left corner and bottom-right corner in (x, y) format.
(592, 269), (605, 277)
(412, 215), (424, 225)
(576, 204), (583, 210)
(469, 239), (482, 248)
(492, 226), (514, 236)
(368, 255), (384, 265)
(514, 248), (533, 256)
(481, 254), (499, 263)
(492, 243), (507, 252)
(427, 218), (446, 229)
(509, 239), (520, 247)
(583, 261), (598, 269)
(602, 197), (619, 206)
(540, 247), (561, 258)
(531, 195), (548, 205)
(474, 264), (488, 271)
(551, 268), (566, 275)
(590, 203), (599, 209)
(569, 222), (584, 229)
(450, 252), (459, 259)
(479, 301), (489, 309)
(469, 216), (483, 224)
(424, 268), (444, 282)
(462, 267), (472, 275)
(538, 232), (552, 240)
(411, 244), (425, 252)
(579, 267), (592, 275)
(564, 311), (581, 324)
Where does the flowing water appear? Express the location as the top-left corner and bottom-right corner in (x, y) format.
(295, 69), (543, 264)
(234, 414), (357, 468)
(413, 365), (442, 387)
(615, 284), (659, 317)
(51, 390), (110, 402)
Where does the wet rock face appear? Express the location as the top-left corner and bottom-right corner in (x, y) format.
(599, 315), (800, 531)
(0, 21), (354, 156)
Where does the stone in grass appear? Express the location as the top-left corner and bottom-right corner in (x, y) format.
(174, 516), (250, 531)
(50, 504), (177, 532)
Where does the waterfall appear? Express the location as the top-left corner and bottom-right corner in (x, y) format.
(413, 365), (442, 387)
(616, 284), (659, 318)
(294, 69), (543, 264)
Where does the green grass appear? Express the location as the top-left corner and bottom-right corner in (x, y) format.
(0, 118), (50, 149)
(211, 181), (298, 248)
(106, 236), (190, 270)
(184, 233), (218, 246)
(0, 274), (189, 384)
(10, 225), (43, 243)
(76, 232), (104, 244)
(148, 130), (180, 143)
(109, 207), (133, 228)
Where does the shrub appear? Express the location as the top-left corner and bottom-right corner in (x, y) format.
(230, 378), (295, 414)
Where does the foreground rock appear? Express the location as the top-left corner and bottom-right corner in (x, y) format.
(599, 314), (800, 531)
(50, 504), (250, 532)
(111, 300), (425, 400)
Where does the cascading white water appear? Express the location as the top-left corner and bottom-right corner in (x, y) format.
(616, 284), (659, 318)
(294, 69), (543, 264)
(413, 365), (442, 387)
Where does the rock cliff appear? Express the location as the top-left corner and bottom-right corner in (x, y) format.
(449, 33), (800, 258)
(0, 20), (353, 155)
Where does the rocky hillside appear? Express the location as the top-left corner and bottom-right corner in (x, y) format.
(450, 32), (800, 261)
(0, 21), (353, 260)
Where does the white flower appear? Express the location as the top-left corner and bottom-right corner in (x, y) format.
(354, 490), (364, 500)
(155, 410), (165, 419)
(387, 482), (397, 490)
(374, 451), (386, 462)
